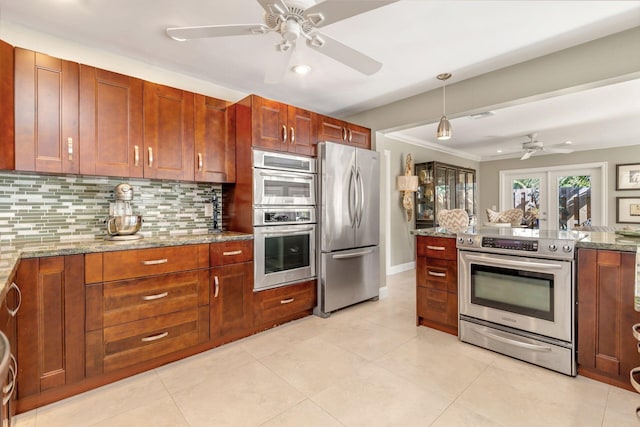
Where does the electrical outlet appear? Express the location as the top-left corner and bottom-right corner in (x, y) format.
(204, 203), (213, 217)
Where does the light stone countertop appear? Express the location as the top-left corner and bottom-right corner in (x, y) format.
(0, 231), (253, 297)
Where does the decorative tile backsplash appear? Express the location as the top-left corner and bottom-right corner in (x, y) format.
(0, 171), (222, 243)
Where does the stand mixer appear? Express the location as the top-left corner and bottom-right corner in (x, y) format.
(106, 183), (143, 240)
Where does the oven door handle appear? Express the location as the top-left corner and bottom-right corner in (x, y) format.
(259, 172), (313, 180)
(260, 227), (314, 235)
(472, 327), (553, 352)
(464, 254), (564, 270)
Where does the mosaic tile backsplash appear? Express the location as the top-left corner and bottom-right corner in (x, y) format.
(0, 171), (222, 243)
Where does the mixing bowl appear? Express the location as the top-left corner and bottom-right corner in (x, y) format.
(107, 215), (143, 236)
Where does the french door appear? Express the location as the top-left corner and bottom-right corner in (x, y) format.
(500, 163), (606, 230)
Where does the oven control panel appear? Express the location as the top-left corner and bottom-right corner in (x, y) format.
(481, 237), (538, 251)
(457, 233), (576, 259)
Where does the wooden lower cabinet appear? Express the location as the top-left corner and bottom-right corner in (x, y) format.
(210, 262), (254, 340)
(16, 255), (85, 409)
(415, 235), (458, 335)
(577, 248), (638, 391)
(253, 279), (316, 330)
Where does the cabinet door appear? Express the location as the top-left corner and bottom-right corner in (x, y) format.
(287, 106), (316, 156)
(14, 48), (79, 174)
(210, 263), (253, 339)
(79, 66), (143, 177)
(0, 40), (14, 171)
(194, 95), (236, 183)
(143, 82), (195, 180)
(252, 96), (287, 151)
(16, 255), (84, 398)
(346, 123), (371, 149)
(577, 249), (637, 389)
(317, 115), (347, 144)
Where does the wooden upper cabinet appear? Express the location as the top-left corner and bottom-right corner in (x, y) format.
(195, 95), (236, 183)
(0, 40), (14, 170)
(14, 48), (79, 173)
(143, 81), (195, 181)
(247, 95), (316, 156)
(317, 114), (371, 150)
(79, 66), (144, 177)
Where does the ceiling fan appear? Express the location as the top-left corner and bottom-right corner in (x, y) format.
(520, 133), (574, 160)
(166, 0), (396, 83)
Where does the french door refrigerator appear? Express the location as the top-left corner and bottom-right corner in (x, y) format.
(315, 141), (380, 317)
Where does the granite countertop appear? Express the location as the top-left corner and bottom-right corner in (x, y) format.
(0, 231), (253, 295)
(411, 227), (461, 238)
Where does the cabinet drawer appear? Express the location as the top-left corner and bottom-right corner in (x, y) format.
(416, 236), (457, 260)
(417, 287), (457, 327)
(87, 307), (209, 374)
(211, 240), (253, 266)
(416, 257), (457, 293)
(88, 270), (210, 330)
(254, 280), (316, 326)
(99, 244), (209, 282)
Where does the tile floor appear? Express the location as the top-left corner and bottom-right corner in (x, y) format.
(14, 269), (640, 426)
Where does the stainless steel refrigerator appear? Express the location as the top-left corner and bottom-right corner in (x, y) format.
(315, 141), (380, 317)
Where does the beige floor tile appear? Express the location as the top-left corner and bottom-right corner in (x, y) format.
(171, 360), (305, 427)
(456, 361), (608, 427)
(311, 362), (451, 427)
(13, 411), (36, 427)
(156, 340), (256, 392)
(259, 336), (368, 396)
(34, 370), (170, 427)
(259, 399), (344, 427)
(602, 385), (640, 426)
(431, 402), (507, 427)
(88, 395), (189, 427)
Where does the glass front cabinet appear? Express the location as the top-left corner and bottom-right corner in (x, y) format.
(414, 161), (476, 229)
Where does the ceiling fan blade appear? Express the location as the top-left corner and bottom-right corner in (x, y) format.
(521, 151), (533, 160)
(166, 24), (269, 41)
(305, 1), (398, 28)
(256, 0), (289, 15)
(264, 44), (295, 84)
(307, 32), (382, 75)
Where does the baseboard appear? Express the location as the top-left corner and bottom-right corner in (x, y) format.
(388, 261), (415, 275)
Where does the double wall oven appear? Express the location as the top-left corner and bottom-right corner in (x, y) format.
(252, 150), (316, 291)
(457, 229), (579, 376)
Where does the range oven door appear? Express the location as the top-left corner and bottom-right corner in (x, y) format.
(458, 251), (573, 342)
(254, 224), (316, 290)
(253, 169), (316, 206)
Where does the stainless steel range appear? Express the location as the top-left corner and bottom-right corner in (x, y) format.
(457, 228), (583, 376)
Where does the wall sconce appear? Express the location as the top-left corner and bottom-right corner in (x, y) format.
(397, 154), (419, 221)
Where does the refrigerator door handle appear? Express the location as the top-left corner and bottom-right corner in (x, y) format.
(356, 167), (365, 228)
(332, 249), (374, 259)
(350, 166), (358, 228)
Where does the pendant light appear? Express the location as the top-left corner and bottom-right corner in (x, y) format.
(436, 73), (452, 140)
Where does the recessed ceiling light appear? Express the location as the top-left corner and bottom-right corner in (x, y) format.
(564, 140), (573, 145)
(497, 149), (503, 153)
(291, 64), (311, 75)
(468, 111), (495, 120)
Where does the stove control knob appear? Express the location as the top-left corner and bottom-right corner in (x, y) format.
(562, 244), (573, 253)
(548, 244), (558, 252)
(467, 237), (475, 245)
(458, 237), (464, 245)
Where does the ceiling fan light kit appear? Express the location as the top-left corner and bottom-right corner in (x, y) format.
(165, 0), (397, 83)
(437, 72), (452, 140)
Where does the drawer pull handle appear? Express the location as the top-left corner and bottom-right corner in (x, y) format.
(6, 282), (22, 317)
(631, 367), (640, 393)
(280, 298), (295, 304)
(214, 276), (220, 298)
(426, 245), (446, 251)
(142, 258), (168, 265)
(633, 323), (640, 342)
(223, 250), (242, 256)
(141, 332), (168, 342)
(142, 292), (169, 301)
(428, 271), (446, 277)
(2, 354), (16, 404)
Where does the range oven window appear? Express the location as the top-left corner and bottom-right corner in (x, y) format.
(263, 179), (311, 198)
(470, 264), (554, 321)
(264, 234), (310, 274)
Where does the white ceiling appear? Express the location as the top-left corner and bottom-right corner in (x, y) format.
(0, 0), (639, 160)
